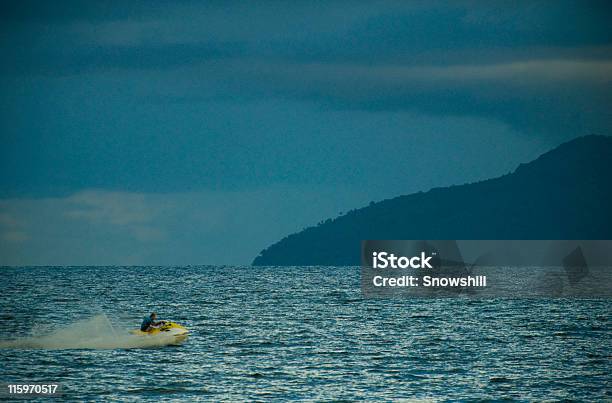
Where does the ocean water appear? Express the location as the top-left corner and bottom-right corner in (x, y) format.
(0, 266), (609, 401)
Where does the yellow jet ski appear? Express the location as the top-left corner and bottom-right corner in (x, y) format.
(130, 321), (189, 344)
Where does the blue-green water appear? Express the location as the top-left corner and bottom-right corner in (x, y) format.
(0, 266), (610, 401)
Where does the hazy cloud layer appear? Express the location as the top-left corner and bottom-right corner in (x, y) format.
(1, 1), (610, 137)
(0, 185), (375, 265)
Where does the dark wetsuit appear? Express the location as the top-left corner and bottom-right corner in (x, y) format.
(140, 316), (153, 331)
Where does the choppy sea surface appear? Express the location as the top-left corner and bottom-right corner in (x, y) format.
(0, 266), (609, 401)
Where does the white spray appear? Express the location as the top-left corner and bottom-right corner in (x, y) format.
(0, 314), (181, 350)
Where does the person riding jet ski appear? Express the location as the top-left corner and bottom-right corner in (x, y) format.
(140, 312), (166, 332)
(132, 313), (189, 343)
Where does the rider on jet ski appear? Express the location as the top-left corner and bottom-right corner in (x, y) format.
(141, 312), (166, 332)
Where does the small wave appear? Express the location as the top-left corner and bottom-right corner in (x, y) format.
(0, 315), (182, 350)
(489, 376), (512, 383)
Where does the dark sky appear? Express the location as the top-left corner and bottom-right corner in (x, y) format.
(1, 1), (610, 265)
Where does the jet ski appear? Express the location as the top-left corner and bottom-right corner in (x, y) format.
(130, 321), (189, 343)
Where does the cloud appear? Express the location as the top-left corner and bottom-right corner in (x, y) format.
(0, 211), (27, 243)
(65, 190), (159, 225)
(0, 185), (374, 265)
(0, 212), (21, 227)
(350, 60), (612, 82)
(1, 2), (609, 135)
(243, 59), (612, 92)
(1, 231), (28, 243)
(225, 58), (611, 135)
(62, 190), (167, 242)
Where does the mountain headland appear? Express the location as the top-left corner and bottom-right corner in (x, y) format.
(253, 135), (612, 266)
